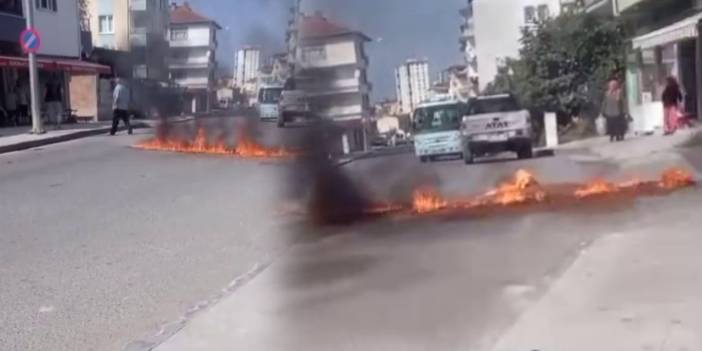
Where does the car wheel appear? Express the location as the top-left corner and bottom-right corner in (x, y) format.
(463, 150), (474, 165)
(420, 156), (429, 163)
(517, 145), (533, 159)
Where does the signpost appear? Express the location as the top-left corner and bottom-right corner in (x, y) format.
(21, 0), (44, 134)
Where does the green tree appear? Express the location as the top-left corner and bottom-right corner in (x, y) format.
(486, 10), (625, 120)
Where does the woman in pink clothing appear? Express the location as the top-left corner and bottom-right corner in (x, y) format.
(661, 76), (683, 135)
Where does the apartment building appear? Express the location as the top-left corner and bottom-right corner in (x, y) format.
(87, 0), (170, 81)
(169, 2), (220, 113)
(234, 47), (260, 88)
(395, 59), (430, 114)
(294, 12), (372, 153)
(459, 0), (479, 96)
(1, 0), (113, 123)
(473, 0), (566, 90)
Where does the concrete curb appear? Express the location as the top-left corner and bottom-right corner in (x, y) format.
(335, 145), (413, 167)
(0, 122), (150, 155)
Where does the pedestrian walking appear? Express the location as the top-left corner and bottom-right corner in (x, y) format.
(111, 78), (133, 135)
(16, 80), (29, 125)
(44, 78), (64, 128)
(601, 79), (628, 142)
(662, 76), (683, 135)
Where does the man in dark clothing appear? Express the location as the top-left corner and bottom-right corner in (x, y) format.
(111, 78), (133, 135)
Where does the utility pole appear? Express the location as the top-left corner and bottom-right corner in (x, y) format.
(23, 0), (44, 134)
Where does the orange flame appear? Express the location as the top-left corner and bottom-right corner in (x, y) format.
(574, 179), (620, 198)
(659, 168), (696, 190)
(413, 187), (448, 213)
(136, 128), (296, 158)
(481, 169), (547, 206)
(357, 168), (696, 220)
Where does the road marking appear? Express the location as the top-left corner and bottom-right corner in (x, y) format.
(38, 305), (55, 313)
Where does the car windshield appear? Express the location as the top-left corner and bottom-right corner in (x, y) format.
(468, 96), (519, 114)
(259, 88), (283, 104)
(413, 104), (461, 133)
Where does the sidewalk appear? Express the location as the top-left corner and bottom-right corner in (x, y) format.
(492, 190), (702, 351)
(558, 127), (702, 162)
(0, 116), (194, 155)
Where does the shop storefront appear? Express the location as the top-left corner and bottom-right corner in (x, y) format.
(0, 55), (110, 125)
(625, 11), (702, 135)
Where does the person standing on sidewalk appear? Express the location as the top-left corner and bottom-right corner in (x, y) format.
(4, 84), (18, 126)
(16, 81), (29, 125)
(601, 79), (627, 142)
(44, 78), (64, 128)
(662, 76), (683, 135)
(111, 78), (133, 136)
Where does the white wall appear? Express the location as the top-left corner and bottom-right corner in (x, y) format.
(299, 39), (358, 69)
(32, 0), (81, 58)
(170, 24), (212, 48)
(473, 0), (562, 90)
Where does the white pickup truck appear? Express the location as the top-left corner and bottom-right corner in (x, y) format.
(461, 94), (533, 164)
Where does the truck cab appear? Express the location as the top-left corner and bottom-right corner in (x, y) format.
(412, 98), (470, 162)
(461, 94), (533, 164)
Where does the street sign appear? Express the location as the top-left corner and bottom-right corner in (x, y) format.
(19, 28), (41, 54)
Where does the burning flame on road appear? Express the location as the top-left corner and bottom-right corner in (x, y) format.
(136, 128), (296, 159)
(574, 179), (620, 198)
(363, 168), (696, 219)
(660, 168), (696, 189)
(413, 187), (449, 213)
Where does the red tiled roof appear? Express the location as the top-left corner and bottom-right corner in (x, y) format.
(299, 12), (370, 41)
(171, 2), (221, 28)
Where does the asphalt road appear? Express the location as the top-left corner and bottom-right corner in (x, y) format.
(0, 118), (299, 351)
(1, 116), (699, 351)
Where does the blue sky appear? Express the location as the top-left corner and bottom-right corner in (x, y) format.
(184, 0), (467, 100)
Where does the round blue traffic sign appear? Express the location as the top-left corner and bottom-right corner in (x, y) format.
(20, 28), (42, 54)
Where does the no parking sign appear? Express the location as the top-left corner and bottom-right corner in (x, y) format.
(20, 28), (42, 54)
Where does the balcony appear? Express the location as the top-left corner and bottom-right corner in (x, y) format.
(174, 76), (209, 88)
(169, 56), (212, 70)
(133, 64), (148, 79)
(584, 0), (615, 15)
(130, 0), (147, 11)
(130, 31), (147, 47)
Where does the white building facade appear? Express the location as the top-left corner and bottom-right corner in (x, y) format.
(473, 0), (565, 91)
(395, 59), (430, 114)
(234, 47), (260, 88)
(169, 3), (220, 113)
(295, 12), (372, 153)
(459, 0), (479, 96)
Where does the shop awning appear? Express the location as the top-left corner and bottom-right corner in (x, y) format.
(0, 55), (111, 75)
(632, 13), (702, 50)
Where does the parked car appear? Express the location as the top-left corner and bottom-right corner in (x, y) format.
(461, 94), (533, 164)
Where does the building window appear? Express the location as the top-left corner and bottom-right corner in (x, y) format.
(99, 15), (114, 34)
(35, 0), (57, 11)
(171, 28), (188, 41)
(524, 5), (536, 23)
(0, 0), (23, 16)
(160, 0), (168, 9)
(301, 46), (326, 62)
(537, 4), (550, 20)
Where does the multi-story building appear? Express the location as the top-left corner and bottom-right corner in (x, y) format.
(590, 0), (702, 134)
(1, 1), (112, 123)
(473, 0), (567, 91)
(395, 59), (430, 114)
(87, 0), (170, 81)
(234, 47), (260, 88)
(168, 2), (221, 113)
(459, 0), (479, 95)
(294, 11), (372, 153)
